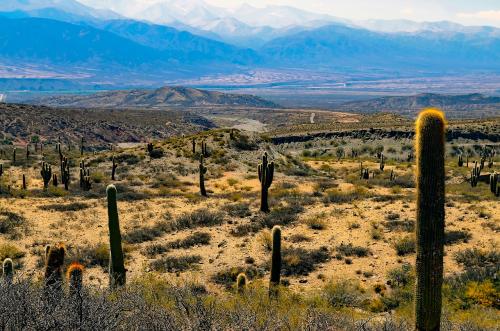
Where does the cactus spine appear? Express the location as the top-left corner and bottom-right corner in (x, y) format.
(2, 258), (13, 283)
(107, 185), (126, 288)
(67, 262), (84, 297)
(236, 272), (247, 294)
(44, 243), (66, 293)
(40, 162), (52, 190)
(415, 109), (445, 331)
(258, 152), (274, 212)
(199, 155), (207, 197)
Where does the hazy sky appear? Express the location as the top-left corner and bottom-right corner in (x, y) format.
(79, 0), (500, 27)
(208, 0), (500, 25)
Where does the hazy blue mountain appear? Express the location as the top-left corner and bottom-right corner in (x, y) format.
(260, 24), (500, 71)
(94, 19), (259, 64)
(0, 16), (258, 74)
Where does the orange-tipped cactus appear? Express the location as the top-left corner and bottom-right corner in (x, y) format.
(415, 109), (446, 331)
(67, 262), (84, 296)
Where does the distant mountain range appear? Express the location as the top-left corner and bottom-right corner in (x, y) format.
(336, 93), (500, 115)
(35, 86), (280, 108)
(0, 0), (500, 89)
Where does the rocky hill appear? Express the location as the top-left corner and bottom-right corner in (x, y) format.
(0, 103), (215, 146)
(35, 86), (280, 109)
(337, 93), (500, 117)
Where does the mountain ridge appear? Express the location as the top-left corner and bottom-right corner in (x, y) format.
(33, 86), (280, 108)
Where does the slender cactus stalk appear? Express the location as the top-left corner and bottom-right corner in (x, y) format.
(269, 226), (281, 297)
(107, 185), (126, 288)
(414, 109), (445, 331)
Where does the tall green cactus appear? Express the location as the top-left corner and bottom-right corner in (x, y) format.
(107, 185), (126, 289)
(258, 152), (274, 212)
(40, 162), (52, 190)
(199, 155), (208, 197)
(415, 109), (445, 331)
(3, 258), (13, 283)
(269, 225), (281, 297)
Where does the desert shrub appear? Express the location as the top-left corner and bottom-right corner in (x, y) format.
(385, 213), (400, 221)
(260, 204), (304, 228)
(445, 230), (472, 245)
(230, 222), (262, 237)
(75, 243), (109, 268)
(223, 203), (251, 218)
(38, 202), (90, 212)
(387, 263), (415, 288)
(322, 280), (368, 308)
(302, 213), (327, 230)
(211, 266), (264, 289)
(322, 187), (369, 203)
(150, 255), (202, 273)
(0, 210), (28, 239)
(144, 232), (211, 258)
(393, 236), (416, 256)
(231, 133), (258, 151)
(114, 153), (141, 165)
(0, 243), (25, 261)
(336, 243), (370, 257)
(175, 209), (225, 230)
(149, 149), (164, 159)
(91, 171), (105, 183)
(289, 234), (312, 243)
(150, 174), (183, 189)
(451, 248), (499, 285)
(384, 218), (415, 232)
(463, 280), (499, 308)
(281, 246), (331, 276)
(123, 222), (172, 244)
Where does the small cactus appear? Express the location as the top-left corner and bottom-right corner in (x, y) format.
(44, 243), (66, 293)
(53, 173), (58, 187)
(80, 137), (85, 156)
(67, 262), (84, 297)
(147, 143), (154, 155)
(414, 109), (445, 331)
(458, 154), (463, 167)
(269, 226), (281, 297)
(111, 156), (118, 180)
(258, 152), (274, 212)
(236, 272), (247, 294)
(380, 153), (385, 171)
(192, 138), (196, 154)
(40, 162), (52, 190)
(199, 155), (208, 197)
(22, 174), (26, 190)
(3, 258), (14, 283)
(107, 185), (126, 288)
